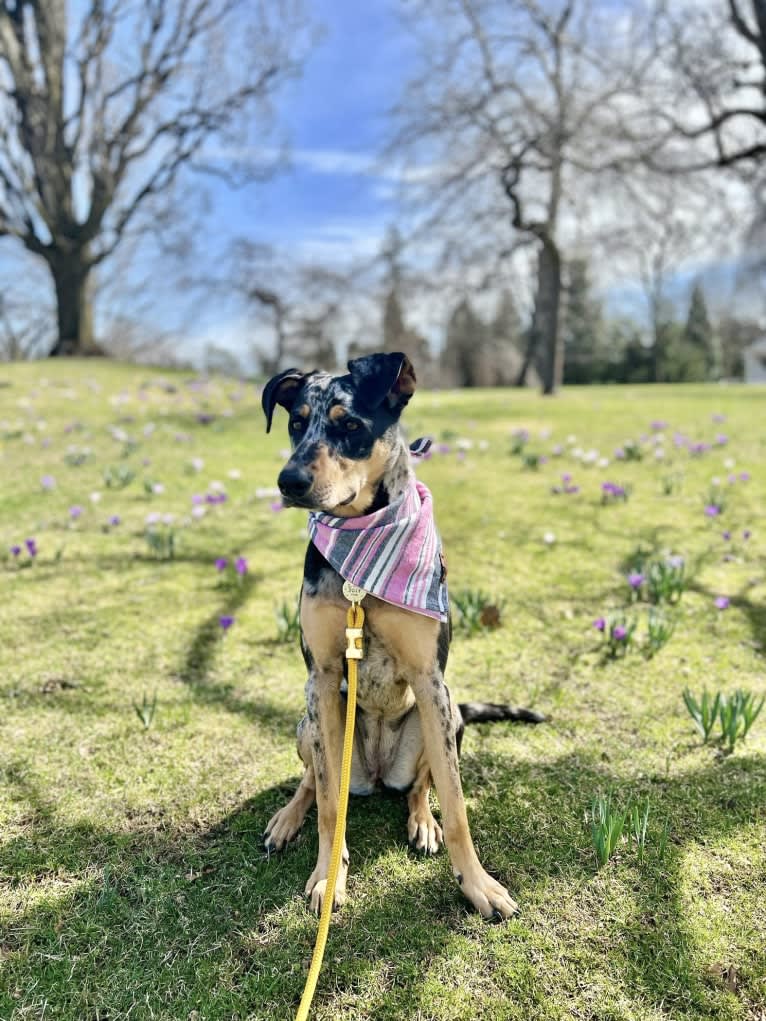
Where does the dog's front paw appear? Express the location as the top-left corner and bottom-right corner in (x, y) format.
(305, 860), (348, 914)
(458, 866), (519, 920)
(264, 804), (304, 852)
(407, 805), (444, 855)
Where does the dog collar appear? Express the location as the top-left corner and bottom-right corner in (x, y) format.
(308, 478), (449, 622)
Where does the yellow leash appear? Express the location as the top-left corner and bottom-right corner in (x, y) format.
(295, 587), (366, 1021)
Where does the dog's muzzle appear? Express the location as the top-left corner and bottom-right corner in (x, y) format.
(278, 462), (313, 503)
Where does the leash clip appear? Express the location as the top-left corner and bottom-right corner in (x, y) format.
(342, 581), (366, 661)
(345, 625), (364, 660)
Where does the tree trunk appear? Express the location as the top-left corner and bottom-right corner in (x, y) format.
(48, 253), (101, 356)
(532, 238), (563, 394)
(515, 328), (538, 387)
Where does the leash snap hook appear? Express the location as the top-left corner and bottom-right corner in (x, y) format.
(342, 581), (367, 661)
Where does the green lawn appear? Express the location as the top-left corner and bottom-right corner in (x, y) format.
(0, 360), (764, 1021)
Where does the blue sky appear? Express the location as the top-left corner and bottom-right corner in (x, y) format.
(209, 0), (412, 264)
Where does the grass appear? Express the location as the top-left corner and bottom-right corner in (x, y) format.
(0, 361), (765, 1020)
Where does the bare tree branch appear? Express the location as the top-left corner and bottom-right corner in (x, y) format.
(0, 0), (313, 354)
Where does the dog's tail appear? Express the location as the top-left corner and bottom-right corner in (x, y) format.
(458, 701), (546, 726)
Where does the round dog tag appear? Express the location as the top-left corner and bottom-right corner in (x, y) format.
(342, 581), (367, 603)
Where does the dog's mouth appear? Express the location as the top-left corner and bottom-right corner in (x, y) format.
(280, 489), (358, 512)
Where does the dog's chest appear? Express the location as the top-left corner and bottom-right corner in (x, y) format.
(354, 628), (416, 718)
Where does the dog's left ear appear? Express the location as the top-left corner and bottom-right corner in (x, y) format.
(347, 352), (417, 411)
(262, 368), (305, 433)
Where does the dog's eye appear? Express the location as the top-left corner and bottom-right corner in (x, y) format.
(291, 419), (304, 432)
(345, 419), (360, 432)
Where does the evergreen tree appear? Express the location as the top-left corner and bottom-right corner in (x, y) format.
(490, 291), (524, 353)
(562, 259), (605, 384)
(485, 290), (528, 384)
(383, 289), (407, 353)
(683, 284), (719, 379)
(443, 299), (488, 387)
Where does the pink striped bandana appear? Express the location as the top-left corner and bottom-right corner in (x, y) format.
(308, 479), (449, 621)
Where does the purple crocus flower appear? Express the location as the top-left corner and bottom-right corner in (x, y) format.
(564, 484), (580, 495)
(704, 504), (721, 517)
(593, 617), (606, 632)
(562, 473), (572, 483)
(215, 557), (228, 571)
(714, 596), (730, 610)
(109, 515), (121, 527)
(689, 441), (711, 456)
(270, 500), (283, 513)
(69, 505), (83, 519)
(25, 538), (37, 557)
(191, 493), (204, 505)
(651, 420), (668, 431)
(711, 413), (726, 423)
(235, 556), (248, 576)
(219, 614), (235, 631)
(612, 625), (627, 640)
(437, 443), (451, 454)
(743, 529), (751, 541)
(40, 474), (55, 490)
(739, 472), (751, 482)
(627, 572), (644, 590)
(10, 544), (21, 557)
(727, 474), (738, 484)
(722, 531), (731, 541)
(715, 434), (728, 446)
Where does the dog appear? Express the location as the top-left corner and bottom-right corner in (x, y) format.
(261, 352), (543, 919)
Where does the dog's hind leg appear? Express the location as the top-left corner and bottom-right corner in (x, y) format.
(386, 710), (444, 855)
(264, 717), (316, 852)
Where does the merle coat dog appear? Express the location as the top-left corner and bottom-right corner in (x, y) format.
(261, 352), (542, 919)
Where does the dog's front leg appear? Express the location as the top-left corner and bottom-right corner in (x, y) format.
(372, 606), (518, 919)
(301, 596), (348, 913)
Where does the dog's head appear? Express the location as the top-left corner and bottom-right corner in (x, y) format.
(262, 352), (417, 516)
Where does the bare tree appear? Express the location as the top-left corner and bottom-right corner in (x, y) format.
(0, 0), (310, 357)
(646, 1), (766, 171)
(598, 163), (745, 380)
(389, 0), (659, 393)
(0, 290), (51, 359)
(229, 240), (349, 373)
(0, 246), (53, 359)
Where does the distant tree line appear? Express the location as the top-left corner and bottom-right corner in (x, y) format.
(355, 262), (760, 388)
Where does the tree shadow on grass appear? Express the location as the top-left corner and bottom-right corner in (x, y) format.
(2, 748), (765, 1019)
(178, 573), (258, 686)
(687, 576), (766, 659)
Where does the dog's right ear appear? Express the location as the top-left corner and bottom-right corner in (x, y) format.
(262, 368), (304, 433)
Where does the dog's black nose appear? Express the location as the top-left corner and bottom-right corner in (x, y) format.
(278, 463), (313, 500)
